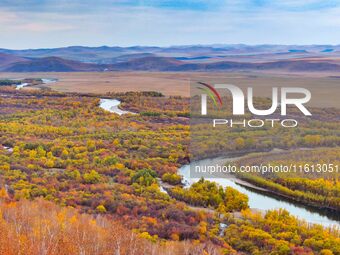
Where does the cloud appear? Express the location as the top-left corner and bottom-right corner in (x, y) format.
(0, 0), (340, 13)
(0, 9), (76, 32)
(267, 0), (339, 11)
(0, 0), (222, 12)
(0, 0), (340, 48)
(16, 23), (75, 32)
(0, 10), (18, 22)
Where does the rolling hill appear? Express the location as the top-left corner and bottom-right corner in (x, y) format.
(0, 53), (29, 70)
(3, 56), (103, 72)
(1, 45), (340, 72)
(110, 56), (183, 71)
(1, 44), (340, 64)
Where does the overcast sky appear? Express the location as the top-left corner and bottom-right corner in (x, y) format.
(1, 0), (340, 49)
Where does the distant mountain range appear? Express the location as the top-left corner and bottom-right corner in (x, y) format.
(1, 45), (340, 72)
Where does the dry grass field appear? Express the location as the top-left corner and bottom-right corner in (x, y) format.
(0, 71), (339, 108)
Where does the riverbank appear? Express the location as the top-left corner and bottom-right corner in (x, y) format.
(189, 147), (340, 214)
(235, 174), (340, 214)
(176, 149), (340, 228)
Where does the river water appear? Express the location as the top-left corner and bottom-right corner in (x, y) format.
(99, 98), (135, 115)
(97, 99), (339, 228)
(15, 78), (58, 90)
(5, 86), (338, 228)
(178, 155), (340, 228)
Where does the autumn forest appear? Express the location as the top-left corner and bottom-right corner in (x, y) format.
(0, 85), (339, 255)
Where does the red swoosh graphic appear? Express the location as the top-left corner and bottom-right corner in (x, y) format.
(198, 82), (223, 106)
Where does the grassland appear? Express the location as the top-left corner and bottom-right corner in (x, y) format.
(0, 71), (339, 108)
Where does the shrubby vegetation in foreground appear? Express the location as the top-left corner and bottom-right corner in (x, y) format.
(0, 196), (219, 255)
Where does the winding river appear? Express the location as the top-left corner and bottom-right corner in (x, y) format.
(0, 73), (338, 255)
(15, 83), (29, 90)
(97, 98), (340, 228)
(15, 78), (58, 90)
(7, 83), (338, 228)
(99, 99), (135, 115)
(178, 154), (340, 228)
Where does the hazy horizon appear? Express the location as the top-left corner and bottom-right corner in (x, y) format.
(2, 43), (340, 51)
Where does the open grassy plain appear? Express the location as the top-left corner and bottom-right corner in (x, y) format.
(0, 71), (339, 108)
